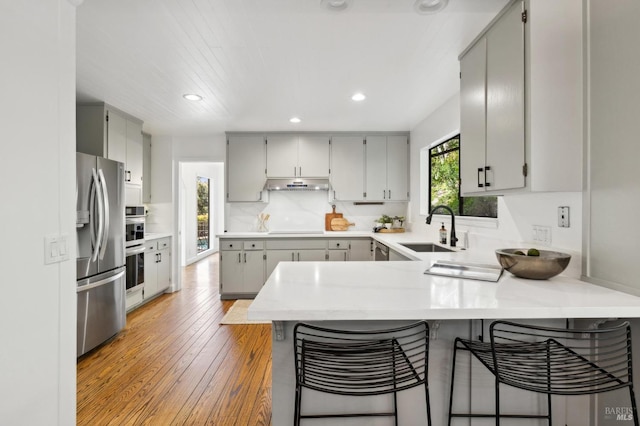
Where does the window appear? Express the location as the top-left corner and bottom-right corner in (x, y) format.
(429, 135), (497, 218)
(197, 176), (210, 253)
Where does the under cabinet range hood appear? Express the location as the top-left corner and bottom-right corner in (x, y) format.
(264, 178), (330, 191)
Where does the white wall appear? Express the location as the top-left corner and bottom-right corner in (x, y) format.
(225, 192), (408, 233)
(0, 1), (77, 423)
(145, 134), (226, 289)
(180, 162), (224, 265)
(409, 94), (583, 278)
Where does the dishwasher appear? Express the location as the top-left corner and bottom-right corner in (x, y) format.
(374, 241), (389, 261)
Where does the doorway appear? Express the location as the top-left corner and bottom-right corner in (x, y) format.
(178, 162), (224, 267)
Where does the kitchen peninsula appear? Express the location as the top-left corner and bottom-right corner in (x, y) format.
(248, 242), (640, 425)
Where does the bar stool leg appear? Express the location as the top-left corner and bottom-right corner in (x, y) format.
(495, 378), (500, 426)
(447, 339), (461, 426)
(630, 386), (639, 426)
(425, 380), (432, 426)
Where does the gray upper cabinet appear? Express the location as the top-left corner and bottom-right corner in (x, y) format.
(460, 0), (525, 195)
(459, 0), (582, 196)
(330, 135), (365, 201)
(226, 132), (409, 203)
(266, 134), (330, 178)
(365, 135), (409, 201)
(227, 134), (266, 202)
(76, 103), (144, 205)
(142, 132), (151, 203)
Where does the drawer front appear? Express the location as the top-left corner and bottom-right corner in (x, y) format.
(220, 240), (242, 250)
(328, 240), (349, 250)
(266, 239), (327, 250)
(145, 241), (158, 251)
(243, 241), (264, 251)
(157, 237), (171, 250)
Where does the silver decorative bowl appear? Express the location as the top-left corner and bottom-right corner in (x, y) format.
(495, 249), (571, 280)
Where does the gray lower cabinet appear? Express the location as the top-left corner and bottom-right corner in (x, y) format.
(349, 238), (373, 261)
(327, 239), (349, 261)
(126, 236), (171, 311)
(220, 240), (265, 299)
(265, 239), (327, 280)
(144, 237), (171, 300)
(219, 237), (373, 299)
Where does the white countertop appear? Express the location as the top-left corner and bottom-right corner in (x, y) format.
(145, 232), (172, 240)
(249, 253), (640, 321)
(218, 229), (458, 260)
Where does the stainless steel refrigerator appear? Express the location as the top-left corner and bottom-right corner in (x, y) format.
(76, 152), (126, 357)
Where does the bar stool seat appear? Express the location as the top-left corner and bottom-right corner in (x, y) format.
(293, 321), (432, 425)
(448, 320), (638, 426)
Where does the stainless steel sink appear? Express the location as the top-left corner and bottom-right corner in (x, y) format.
(399, 243), (454, 253)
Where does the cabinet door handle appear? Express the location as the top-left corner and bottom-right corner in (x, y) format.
(158, 253), (162, 263)
(484, 166), (491, 187)
(383, 190), (386, 199)
(388, 189), (391, 199)
(291, 252), (295, 261)
(238, 253), (241, 263)
(244, 253), (247, 263)
(126, 170), (132, 182)
(294, 166), (297, 176)
(297, 252), (300, 261)
(477, 167), (484, 188)
(344, 252), (347, 261)
(299, 166), (302, 176)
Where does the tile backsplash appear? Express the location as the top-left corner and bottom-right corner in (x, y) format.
(225, 191), (408, 233)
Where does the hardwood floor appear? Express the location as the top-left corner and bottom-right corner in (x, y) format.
(77, 253), (272, 425)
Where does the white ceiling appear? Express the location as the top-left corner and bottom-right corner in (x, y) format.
(76, 0), (509, 137)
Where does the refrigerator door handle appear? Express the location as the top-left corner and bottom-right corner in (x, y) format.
(98, 168), (110, 260)
(89, 168), (104, 263)
(77, 270), (125, 293)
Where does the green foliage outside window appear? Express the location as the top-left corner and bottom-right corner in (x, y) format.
(429, 135), (497, 218)
(197, 177), (210, 252)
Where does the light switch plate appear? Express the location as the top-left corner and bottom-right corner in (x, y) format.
(45, 233), (70, 264)
(558, 206), (570, 228)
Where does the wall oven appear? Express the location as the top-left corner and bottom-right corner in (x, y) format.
(125, 206), (145, 293)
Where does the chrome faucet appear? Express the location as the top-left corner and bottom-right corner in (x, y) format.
(426, 205), (458, 248)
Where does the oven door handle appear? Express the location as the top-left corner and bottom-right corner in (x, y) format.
(126, 246), (146, 256)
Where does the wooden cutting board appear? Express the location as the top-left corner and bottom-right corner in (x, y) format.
(325, 205), (343, 231)
(330, 217), (355, 231)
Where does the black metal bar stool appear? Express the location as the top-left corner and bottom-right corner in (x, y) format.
(293, 321), (432, 425)
(448, 320), (638, 425)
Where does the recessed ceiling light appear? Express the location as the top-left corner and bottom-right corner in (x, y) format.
(183, 94), (203, 101)
(321, 0), (351, 12)
(290, 117), (302, 123)
(351, 93), (366, 102)
(413, 0), (449, 15)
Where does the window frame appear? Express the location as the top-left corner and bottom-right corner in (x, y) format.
(427, 133), (498, 219)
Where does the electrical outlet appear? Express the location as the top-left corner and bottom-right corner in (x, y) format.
(532, 225), (551, 245)
(558, 206), (570, 228)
